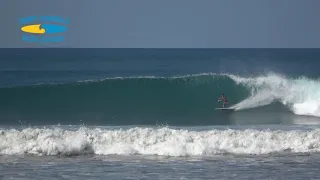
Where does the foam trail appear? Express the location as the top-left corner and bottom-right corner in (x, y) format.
(228, 73), (320, 117)
(1, 127), (320, 156)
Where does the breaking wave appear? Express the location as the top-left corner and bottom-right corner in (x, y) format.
(1, 127), (320, 156)
(230, 73), (320, 117)
(1, 73), (320, 125)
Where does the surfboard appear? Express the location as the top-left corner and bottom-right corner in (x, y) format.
(215, 108), (234, 111)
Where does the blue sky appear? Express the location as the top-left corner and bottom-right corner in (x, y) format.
(2, 0), (320, 48)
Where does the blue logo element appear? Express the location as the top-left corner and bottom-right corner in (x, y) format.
(20, 16), (69, 43)
(41, 24), (68, 34)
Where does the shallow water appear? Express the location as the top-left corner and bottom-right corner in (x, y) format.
(2, 154), (320, 180)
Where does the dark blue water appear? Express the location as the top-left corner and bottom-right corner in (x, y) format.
(1, 48), (320, 88)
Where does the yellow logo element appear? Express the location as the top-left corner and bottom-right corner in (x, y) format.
(21, 24), (45, 34)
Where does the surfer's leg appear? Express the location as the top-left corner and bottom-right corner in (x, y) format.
(223, 101), (229, 108)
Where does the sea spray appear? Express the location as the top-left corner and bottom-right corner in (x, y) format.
(230, 73), (320, 117)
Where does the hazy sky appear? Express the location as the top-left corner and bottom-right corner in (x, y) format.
(2, 0), (320, 48)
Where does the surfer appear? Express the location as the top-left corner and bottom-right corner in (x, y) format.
(217, 93), (229, 108)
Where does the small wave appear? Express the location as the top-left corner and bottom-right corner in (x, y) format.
(1, 127), (320, 156)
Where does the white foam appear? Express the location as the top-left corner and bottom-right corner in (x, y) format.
(1, 127), (320, 156)
(228, 73), (320, 117)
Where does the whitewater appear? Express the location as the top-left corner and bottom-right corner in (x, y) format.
(1, 126), (320, 156)
(228, 73), (320, 117)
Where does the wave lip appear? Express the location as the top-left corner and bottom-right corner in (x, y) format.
(1, 127), (320, 156)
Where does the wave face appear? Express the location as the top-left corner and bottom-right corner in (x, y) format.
(1, 127), (320, 156)
(1, 73), (320, 125)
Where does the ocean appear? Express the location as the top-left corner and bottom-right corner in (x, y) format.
(1, 48), (320, 179)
